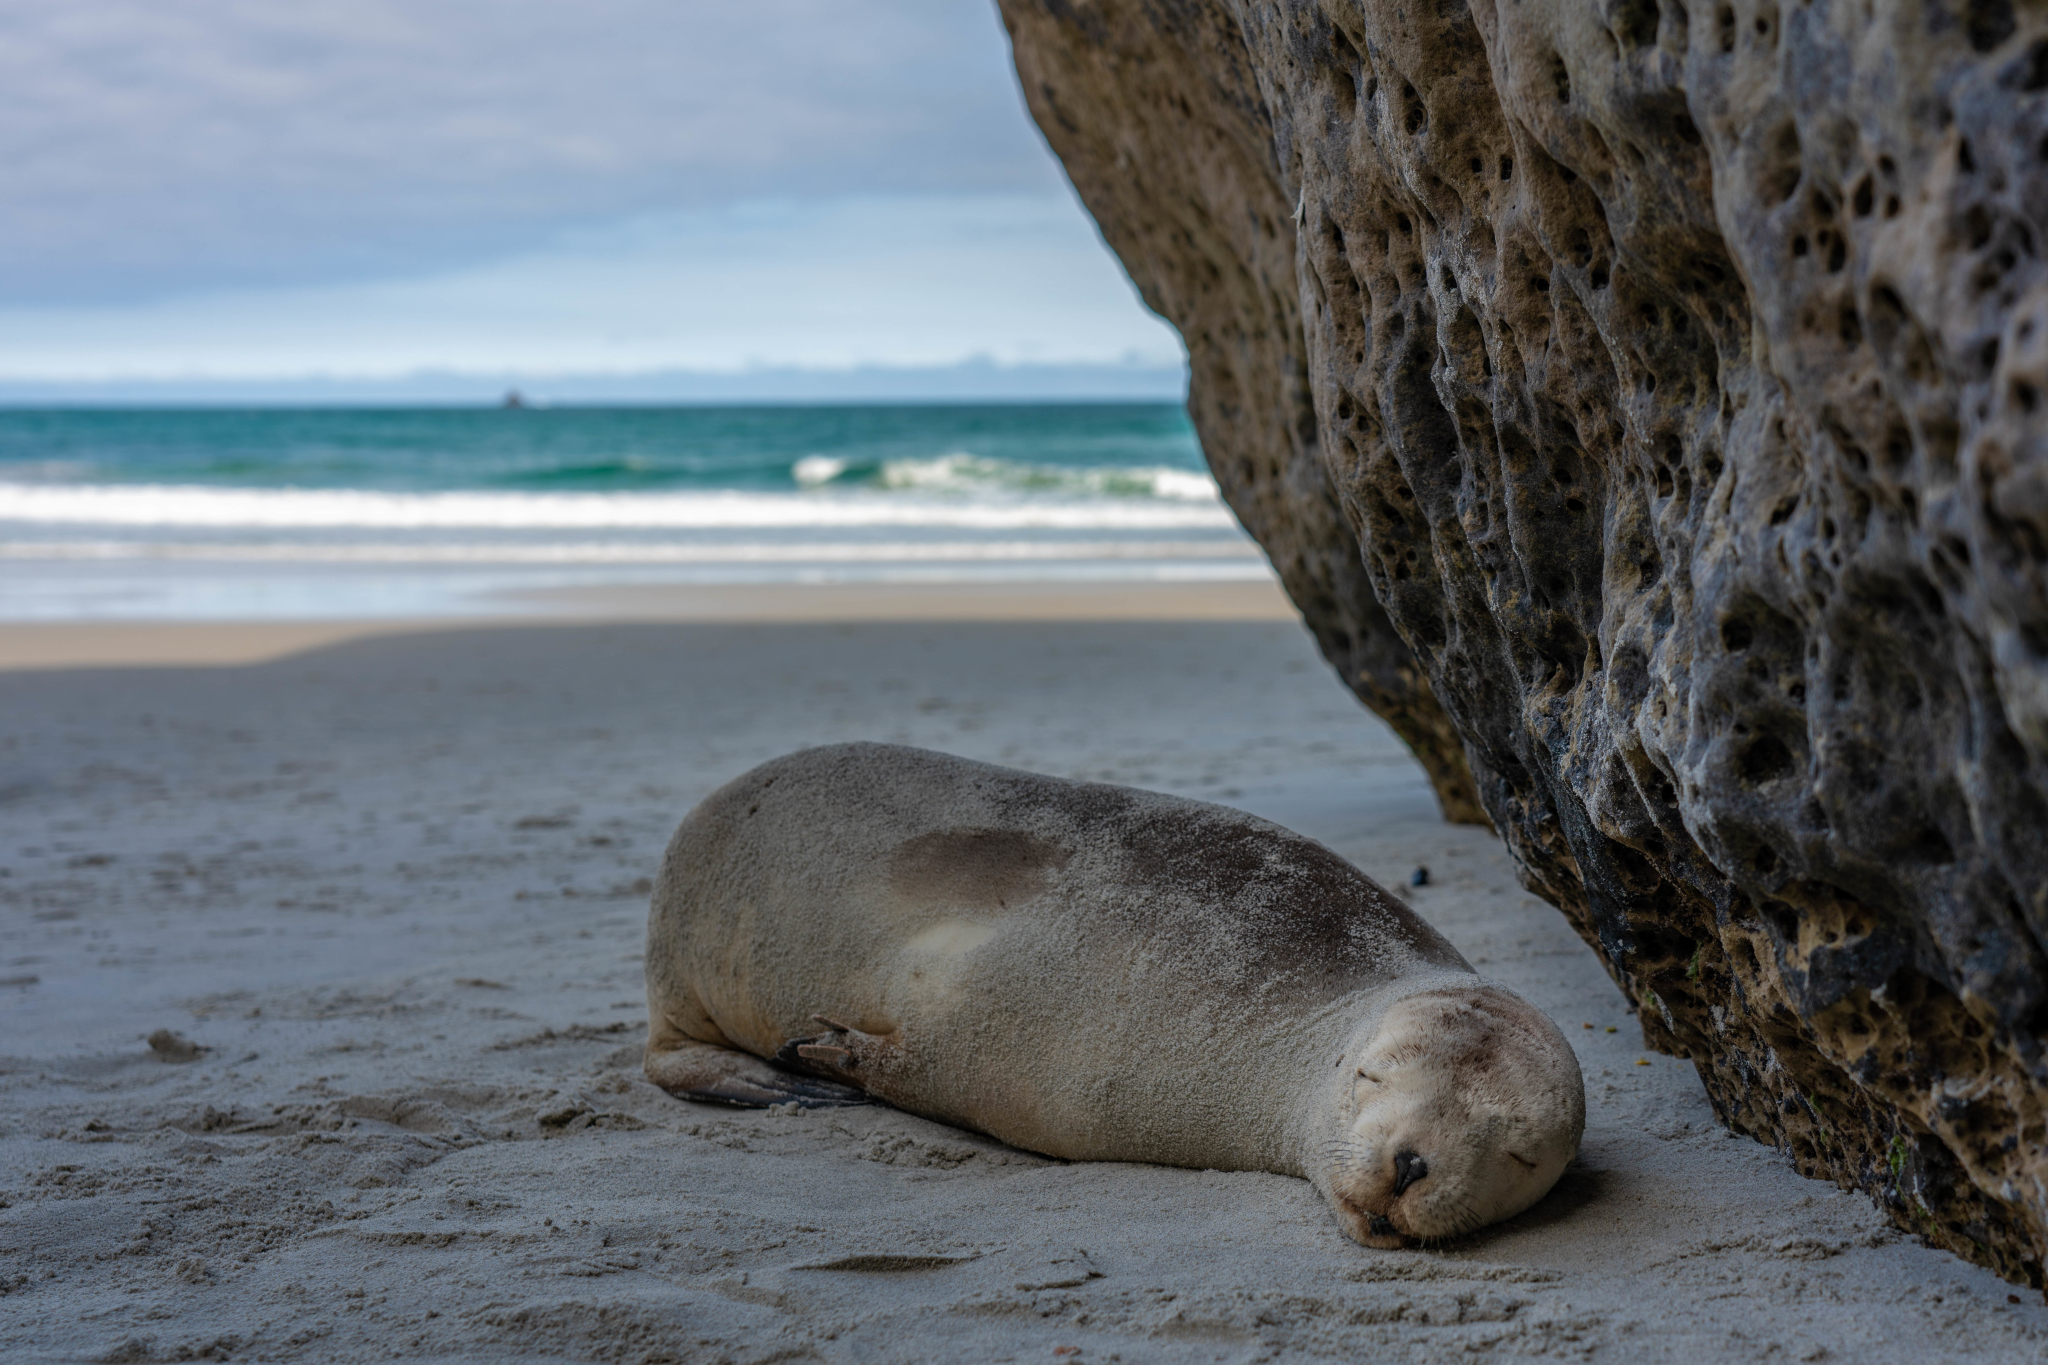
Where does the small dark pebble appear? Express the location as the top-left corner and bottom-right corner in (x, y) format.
(1409, 866), (1430, 888)
(147, 1029), (207, 1063)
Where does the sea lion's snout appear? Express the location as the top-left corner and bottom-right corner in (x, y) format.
(1324, 985), (1585, 1248)
(1332, 1195), (1412, 1249)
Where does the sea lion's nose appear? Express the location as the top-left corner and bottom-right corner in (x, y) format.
(1392, 1150), (1428, 1196)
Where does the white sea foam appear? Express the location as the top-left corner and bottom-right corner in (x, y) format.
(0, 481), (1235, 532)
(861, 452), (1220, 501)
(791, 456), (849, 486)
(784, 451), (1221, 500)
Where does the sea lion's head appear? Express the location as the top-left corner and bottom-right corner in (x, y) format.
(1319, 984), (1584, 1249)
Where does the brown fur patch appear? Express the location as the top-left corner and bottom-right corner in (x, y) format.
(887, 828), (1071, 911)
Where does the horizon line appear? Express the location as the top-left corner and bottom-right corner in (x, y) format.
(0, 357), (1192, 407)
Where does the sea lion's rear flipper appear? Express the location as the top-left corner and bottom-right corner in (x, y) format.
(645, 1036), (869, 1109)
(774, 1015), (901, 1087)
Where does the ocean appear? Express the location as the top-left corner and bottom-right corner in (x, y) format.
(0, 404), (1265, 619)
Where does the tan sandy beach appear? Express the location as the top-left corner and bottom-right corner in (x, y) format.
(1, 591), (2042, 1362)
(0, 581), (1296, 672)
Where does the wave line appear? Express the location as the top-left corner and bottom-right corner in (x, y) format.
(0, 482), (1237, 532)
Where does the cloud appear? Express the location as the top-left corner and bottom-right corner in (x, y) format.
(0, 360), (1190, 406)
(0, 194), (1183, 378)
(0, 0), (1058, 303)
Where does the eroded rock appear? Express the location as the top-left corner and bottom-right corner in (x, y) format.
(1002, 0), (2048, 1281)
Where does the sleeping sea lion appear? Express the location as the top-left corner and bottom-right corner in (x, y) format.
(643, 743), (1584, 1247)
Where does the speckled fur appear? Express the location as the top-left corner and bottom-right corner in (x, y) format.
(645, 743), (1584, 1241)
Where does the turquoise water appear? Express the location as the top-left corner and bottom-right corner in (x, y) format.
(0, 403), (1204, 493)
(0, 403), (1265, 619)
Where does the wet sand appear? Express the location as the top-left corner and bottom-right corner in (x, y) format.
(0, 604), (2039, 1362)
(0, 580), (1294, 671)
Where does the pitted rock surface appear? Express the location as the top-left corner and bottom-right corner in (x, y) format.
(1001, 0), (2048, 1281)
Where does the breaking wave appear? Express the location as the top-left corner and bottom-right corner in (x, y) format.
(0, 480), (1236, 533)
(789, 451), (1219, 502)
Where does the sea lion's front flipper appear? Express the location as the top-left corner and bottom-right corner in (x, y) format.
(645, 1035), (869, 1109)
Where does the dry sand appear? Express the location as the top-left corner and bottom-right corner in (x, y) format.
(1, 602), (2042, 1363)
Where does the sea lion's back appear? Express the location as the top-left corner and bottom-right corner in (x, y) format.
(653, 743), (1468, 1023)
(646, 743), (1483, 1166)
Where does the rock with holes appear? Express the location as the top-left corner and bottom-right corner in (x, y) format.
(1001, 0), (2048, 1283)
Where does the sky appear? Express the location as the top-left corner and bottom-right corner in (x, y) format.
(0, 1), (1184, 393)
